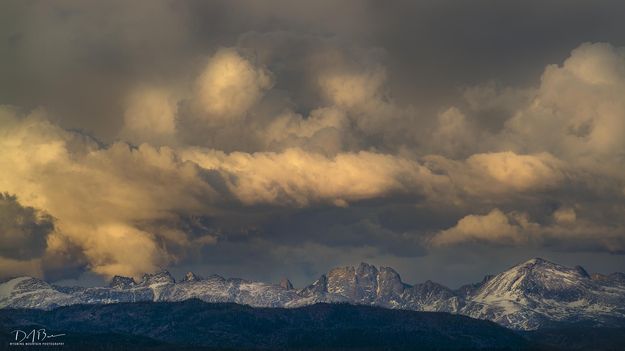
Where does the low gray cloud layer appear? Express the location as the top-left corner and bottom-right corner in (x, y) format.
(1, 0), (625, 286)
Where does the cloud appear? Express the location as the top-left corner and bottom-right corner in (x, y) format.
(430, 209), (531, 246)
(318, 66), (386, 109)
(2, 96), (609, 280)
(421, 151), (571, 205)
(0, 193), (53, 260)
(428, 107), (482, 159)
(466, 152), (565, 192)
(0, 107), (452, 278)
(193, 48), (273, 123)
(553, 207), (576, 224)
(180, 147), (447, 207)
(261, 107), (348, 155)
(119, 86), (178, 145)
(0, 257), (43, 279)
(313, 57), (411, 146)
(0, 107), (220, 278)
(432, 206), (625, 253)
(3, 0), (625, 282)
(502, 43), (625, 165)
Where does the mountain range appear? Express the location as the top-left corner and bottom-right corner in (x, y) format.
(1, 258), (624, 331)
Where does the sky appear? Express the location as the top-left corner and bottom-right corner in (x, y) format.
(1, 0), (625, 288)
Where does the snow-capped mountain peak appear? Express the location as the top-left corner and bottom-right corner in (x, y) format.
(0, 277), (73, 309)
(140, 270), (175, 286)
(181, 272), (202, 283)
(460, 257), (625, 329)
(1, 258), (624, 331)
(109, 275), (136, 289)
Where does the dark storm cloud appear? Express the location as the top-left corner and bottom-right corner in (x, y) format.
(4, 0), (625, 139)
(1, 0), (625, 284)
(0, 193), (53, 260)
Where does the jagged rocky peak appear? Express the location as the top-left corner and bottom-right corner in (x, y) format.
(181, 272), (202, 283)
(354, 263), (379, 302)
(311, 274), (328, 292)
(299, 274), (328, 297)
(325, 262), (409, 303)
(574, 265), (590, 278)
(299, 263), (406, 301)
(109, 275), (136, 289)
(327, 263), (376, 301)
(411, 280), (456, 301)
(356, 262), (379, 276)
(377, 266), (405, 296)
(327, 266), (356, 295)
(140, 270), (175, 285)
(328, 265), (355, 279)
(279, 277), (294, 290)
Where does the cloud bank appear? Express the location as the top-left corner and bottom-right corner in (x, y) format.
(1, 1), (625, 285)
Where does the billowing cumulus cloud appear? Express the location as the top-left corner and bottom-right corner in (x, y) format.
(466, 152), (565, 192)
(0, 107), (450, 278)
(501, 43), (625, 164)
(193, 48), (273, 123)
(319, 68), (386, 108)
(0, 108), (220, 278)
(181, 147), (446, 207)
(2, 1), (625, 284)
(429, 108), (479, 159)
(430, 209), (531, 246)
